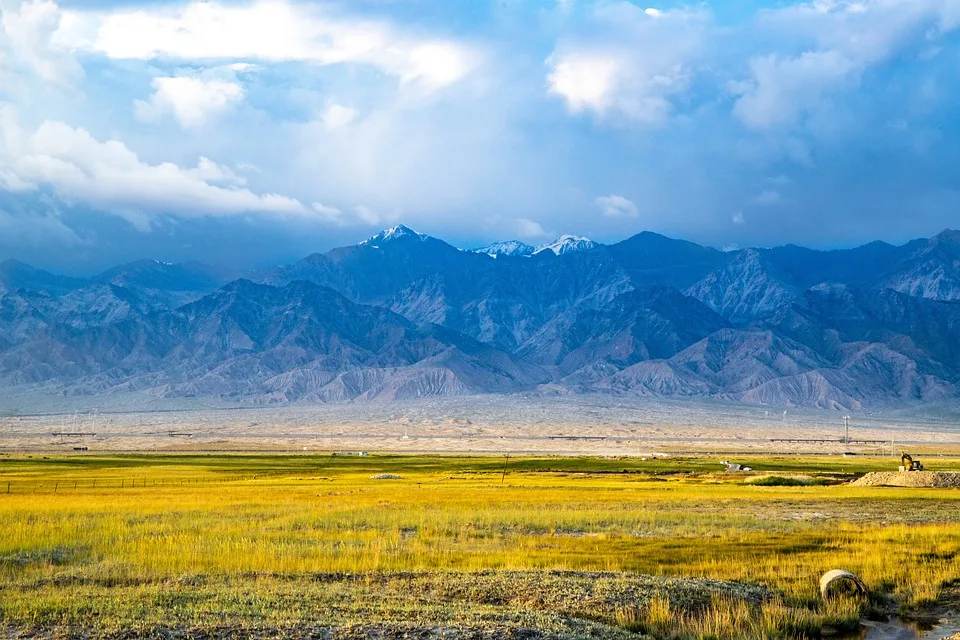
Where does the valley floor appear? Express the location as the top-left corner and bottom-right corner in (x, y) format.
(1, 395), (959, 455)
(0, 454), (958, 639)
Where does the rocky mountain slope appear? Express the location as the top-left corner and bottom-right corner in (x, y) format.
(0, 280), (547, 402)
(878, 230), (960, 301)
(2, 227), (960, 409)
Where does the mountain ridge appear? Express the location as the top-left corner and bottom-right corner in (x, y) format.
(2, 227), (960, 410)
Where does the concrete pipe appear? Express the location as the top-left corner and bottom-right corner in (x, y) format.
(820, 570), (868, 601)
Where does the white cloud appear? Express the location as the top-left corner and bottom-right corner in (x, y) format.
(732, 51), (858, 130)
(135, 76), (245, 128)
(0, 167), (32, 191)
(732, 211), (745, 225)
(595, 194), (638, 217)
(514, 217), (548, 239)
(401, 42), (475, 88)
(547, 53), (620, 115)
(60, 0), (478, 90)
(546, 49), (682, 124)
(752, 190), (781, 206)
(734, 0), (960, 130)
(546, 4), (704, 124)
(762, 0), (959, 62)
(0, 0), (82, 87)
(321, 104), (358, 129)
(0, 106), (310, 231)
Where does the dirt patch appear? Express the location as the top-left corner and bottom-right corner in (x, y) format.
(852, 471), (960, 488)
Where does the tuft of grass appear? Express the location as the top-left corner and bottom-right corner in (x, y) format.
(617, 593), (865, 640)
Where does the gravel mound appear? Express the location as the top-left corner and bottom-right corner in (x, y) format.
(852, 471), (960, 488)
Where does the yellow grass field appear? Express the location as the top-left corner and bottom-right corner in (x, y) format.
(1, 453), (958, 639)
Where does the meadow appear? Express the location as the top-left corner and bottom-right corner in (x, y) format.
(1, 453), (958, 639)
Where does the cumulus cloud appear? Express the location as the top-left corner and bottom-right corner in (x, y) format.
(547, 54), (621, 115)
(762, 0), (959, 61)
(0, 0), (82, 88)
(732, 51), (858, 130)
(733, 0), (960, 130)
(546, 4), (704, 124)
(732, 212), (745, 225)
(60, 0), (478, 90)
(0, 106), (309, 231)
(135, 76), (245, 127)
(2, 0), (960, 265)
(595, 194), (637, 217)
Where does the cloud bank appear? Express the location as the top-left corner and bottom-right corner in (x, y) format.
(0, 0), (957, 271)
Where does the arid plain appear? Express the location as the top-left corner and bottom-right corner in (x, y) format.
(2, 395), (958, 456)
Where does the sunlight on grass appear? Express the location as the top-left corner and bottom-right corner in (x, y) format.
(0, 453), (957, 638)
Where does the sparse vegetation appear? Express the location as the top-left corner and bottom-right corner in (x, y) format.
(746, 475), (830, 486)
(0, 453), (958, 638)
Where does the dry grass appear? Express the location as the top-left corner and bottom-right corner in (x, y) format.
(0, 453), (958, 638)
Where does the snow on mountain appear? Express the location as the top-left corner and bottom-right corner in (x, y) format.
(473, 240), (536, 257)
(533, 235), (599, 255)
(359, 225), (429, 247)
(7, 227), (960, 409)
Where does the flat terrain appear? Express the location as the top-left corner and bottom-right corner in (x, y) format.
(1, 453), (959, 639)
(2, 396), (959, 454)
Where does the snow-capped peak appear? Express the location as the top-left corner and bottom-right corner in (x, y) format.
(359, 225), (428, 246)
(533, 235), (598, 256)
(473, 240), (536, 257)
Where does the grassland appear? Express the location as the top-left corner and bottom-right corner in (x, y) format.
(1, 453), (959, 639)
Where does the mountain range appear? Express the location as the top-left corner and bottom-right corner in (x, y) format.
(2, 225), (960, 409)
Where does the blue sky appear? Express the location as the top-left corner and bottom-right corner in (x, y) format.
(0, 0), (958, 273)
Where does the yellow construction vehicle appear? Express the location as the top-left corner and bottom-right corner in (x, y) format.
(900, 452), (923, 472)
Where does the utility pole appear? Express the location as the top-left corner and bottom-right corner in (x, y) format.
(843, 416), (851, 444)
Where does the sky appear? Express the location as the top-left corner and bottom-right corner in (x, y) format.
(0, 0), (959, 274)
